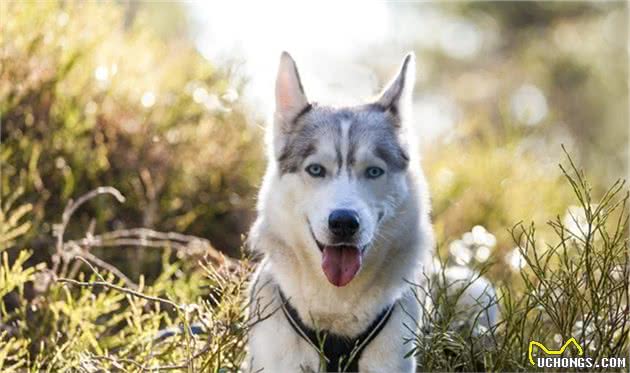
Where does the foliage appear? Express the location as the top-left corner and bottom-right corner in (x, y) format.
(0, 152), (627, 371)
(425, 122), (576, 282)
(414, 1), (627, 276)
(0, 1), (262, 273)
(413, 153), (629, 372)
(0, 1), (627, 372)
(0, 186), (258, 371)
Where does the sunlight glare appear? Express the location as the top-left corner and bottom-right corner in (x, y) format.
(189, 1), (388, 117)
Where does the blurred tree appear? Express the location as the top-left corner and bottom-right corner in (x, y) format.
(359, 2), (627, 280)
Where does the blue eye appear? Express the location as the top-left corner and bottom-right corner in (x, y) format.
(305, 164), (326, 178)
(365, 166), (385, 179)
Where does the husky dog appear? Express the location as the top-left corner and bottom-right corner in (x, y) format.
(246, 52), (434, 372)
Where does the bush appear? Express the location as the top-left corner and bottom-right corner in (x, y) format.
(0, 186), (256, 371)
(1, 1), (262, 275)
(424, 120), (577, 284)
(414, 152), (629, 372)
(0, 152), (627, 371)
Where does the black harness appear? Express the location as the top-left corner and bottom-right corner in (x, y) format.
(278, 288), (396, 372)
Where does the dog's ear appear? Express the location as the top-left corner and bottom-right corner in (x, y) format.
(376, 52), (416, 121)
(275, 51), (309, 125)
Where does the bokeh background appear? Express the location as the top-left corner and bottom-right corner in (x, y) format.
(2, 1), (628, 283)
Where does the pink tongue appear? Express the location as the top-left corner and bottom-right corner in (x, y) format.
(321, 245), (362, 287)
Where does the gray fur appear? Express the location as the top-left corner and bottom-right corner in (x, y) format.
(376, 53), (414, 118)
(277, 104), (408, 176)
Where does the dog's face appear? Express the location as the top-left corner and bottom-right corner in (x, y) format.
(263, 52), (416, 287)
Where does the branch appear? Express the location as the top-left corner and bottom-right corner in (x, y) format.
(52, 187), (125, 273)
(57, 278), (182, 311)
(65, 227), (238, 269)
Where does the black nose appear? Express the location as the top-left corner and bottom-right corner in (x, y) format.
(328, 209), (360, 239)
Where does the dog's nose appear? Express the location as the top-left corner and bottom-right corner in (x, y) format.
(328, 209), (360, 239)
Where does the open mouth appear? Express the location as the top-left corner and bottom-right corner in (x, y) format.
(308, 223), (364, 287)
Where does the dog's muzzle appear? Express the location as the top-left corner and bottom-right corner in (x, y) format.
(308, 219), (364, 287)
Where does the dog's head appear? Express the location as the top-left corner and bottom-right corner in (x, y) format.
(258, 52), (419, 287)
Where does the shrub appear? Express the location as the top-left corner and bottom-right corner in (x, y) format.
(0, 152), (626, 371)
(0, 1), (263, 275)
(0, 186), (256, 371)
(414, 152), (629, 372)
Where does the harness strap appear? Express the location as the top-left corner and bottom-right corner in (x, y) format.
(278, 288), (396, 372)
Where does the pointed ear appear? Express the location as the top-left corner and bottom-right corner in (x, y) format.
(376, 52), (416, 119)
(275, 51), (309, 123)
